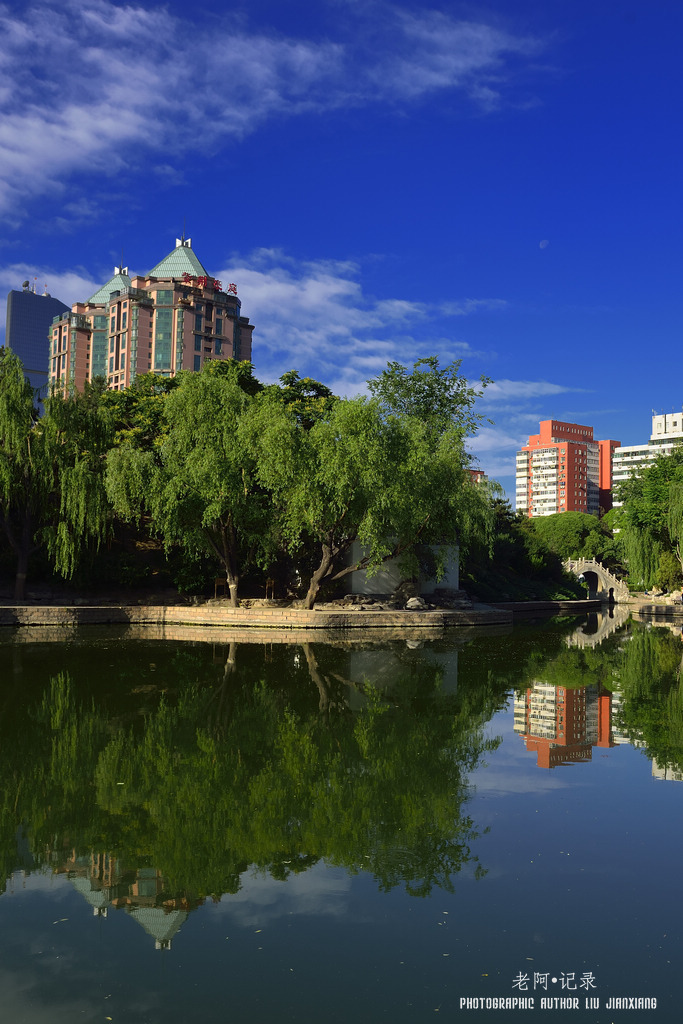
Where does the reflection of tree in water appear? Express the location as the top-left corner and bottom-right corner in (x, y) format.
(507, 618), (683, 775)
(0, 639), (511, 906)
(611, 623), (683, 773)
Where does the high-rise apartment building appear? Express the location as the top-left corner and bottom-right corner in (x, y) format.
(515, 420), (620, 518)
(5, 283), (69, 396)
(612, 410), (683, 501)
(49, 238), (254, 393)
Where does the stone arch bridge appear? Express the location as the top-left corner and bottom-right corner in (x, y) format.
(563, 558), (630, 603)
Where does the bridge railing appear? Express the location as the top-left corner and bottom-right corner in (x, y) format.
(563, 558), (630, 600)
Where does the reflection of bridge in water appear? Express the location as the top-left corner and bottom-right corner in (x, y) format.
(564, 558), (630, 602)
(565, 605), (630, 649)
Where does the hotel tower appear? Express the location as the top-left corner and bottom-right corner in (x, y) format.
(49, 238), (254, 393)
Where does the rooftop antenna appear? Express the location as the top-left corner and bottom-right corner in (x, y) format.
(114, 251), (129, 276)
(176, 221), (191, 249)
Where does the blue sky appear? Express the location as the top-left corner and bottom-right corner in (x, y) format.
(1, 0), (682, 497)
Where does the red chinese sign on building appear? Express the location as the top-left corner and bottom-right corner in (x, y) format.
(181, 273), (237, 295)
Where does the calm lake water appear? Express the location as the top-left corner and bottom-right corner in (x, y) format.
(1, 612), (682, 1024)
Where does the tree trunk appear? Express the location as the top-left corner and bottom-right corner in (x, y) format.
(207, 522), (240, 606)
(13, 511), (33, 603)
(301, 643), (338, 715)
(302, 544), (334, 609)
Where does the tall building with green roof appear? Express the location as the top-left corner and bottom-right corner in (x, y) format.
(87, 268), (132, 306)
(49, 238), (254, 393)
(147, 240), (209, 279)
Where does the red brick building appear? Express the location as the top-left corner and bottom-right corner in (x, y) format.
(514, 682), (614, 769)
(515, 420), (620, 518)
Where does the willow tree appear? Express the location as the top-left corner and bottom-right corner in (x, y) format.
(0, 350), (113, 600)
(105, 361), (274, 606)
(0, 349), (41, 599)
(615, 447), (683, 588)
(40, 385), (115, 581)
(251, 358), (492, 608)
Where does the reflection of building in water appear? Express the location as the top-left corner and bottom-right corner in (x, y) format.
(53, 850), (202, 949)
(652, 760), (683, 782)
(607, 690), (631, 746)
(514, 683), (614, 768)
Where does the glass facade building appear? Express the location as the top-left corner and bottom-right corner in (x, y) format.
(5, 286), (69, 397)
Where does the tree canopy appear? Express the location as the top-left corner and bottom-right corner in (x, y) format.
(251, 358), (492, 607)
(1, 352), (499, 606)
(0, 349), (113, 599)
(529, 510), (618, 565)
(613, 447), (683, 588)
(106, 361), (274, 605)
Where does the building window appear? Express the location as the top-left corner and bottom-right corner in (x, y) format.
(215, 339), (222, 355)
(194, 336), (202, 351)
(195, 314), (203, 331)
(194, 355), (201, 371)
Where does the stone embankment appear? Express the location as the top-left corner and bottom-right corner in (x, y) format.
(490, 599), (601, 617)
(0, 601), (512, 631)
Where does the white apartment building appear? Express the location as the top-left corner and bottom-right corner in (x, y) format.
(612, 411), (683, 503)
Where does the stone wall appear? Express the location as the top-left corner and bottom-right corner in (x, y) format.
(0, 603), (510, 631)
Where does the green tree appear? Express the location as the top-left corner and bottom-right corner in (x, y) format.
(266, 370), (336, 429)
(0, 348), (41, 599)
(253, 358), (491, 608)
(614, 448), (683, 587)
(368, 356), (490, 442)
(0, 350), (114, 599)
(106, 361), (273, 606)
(530, 510), (616, 563)
(656, 550), (683, 591)
(99, 372), (179, 450)
(461, 499), (584, 602)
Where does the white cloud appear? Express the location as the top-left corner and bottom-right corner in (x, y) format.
(440, 298), (508, 316)
(469, 426), (527, 453)
(209, 861), (352, 927)
(483, 379), (591, 401)
(465, 381), (600, 488)
(473, 767), (569, 795)
(218, 249), (500, 393)
(375, 9), (540, 107)
(0, 1), (544, 218)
